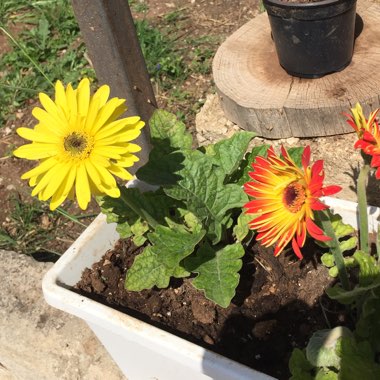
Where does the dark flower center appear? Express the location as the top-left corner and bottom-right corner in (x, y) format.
(283, 182), (306, 213)
(64, 132), (88, 155)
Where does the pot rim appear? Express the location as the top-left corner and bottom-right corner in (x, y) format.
(263, 0), (355, 10)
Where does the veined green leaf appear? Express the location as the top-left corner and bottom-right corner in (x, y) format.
(184, 243), (244, 307)
(354, 250), (380, 286)
(289, 348), (313, 380)
(237, 144), (270, 186)
(233, 212), (253, 242)
(203, 131), (256, 176)
(306, 327), (352, 369)
(137, 109), (193, 185)
(99, 187), (177, 238)
(149, 109), (193, 152)
(125, 224), (205, 290)
(164, 150), (248, 243)
(338, 337), (380, 380)
(356, 296), (380, 351)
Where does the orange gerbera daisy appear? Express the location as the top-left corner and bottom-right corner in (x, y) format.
(346, 103), (380, 179)
(244, 146), (341, 259)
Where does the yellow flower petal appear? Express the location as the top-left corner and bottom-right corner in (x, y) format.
(55, 80), (68, 116)
(84, 160), (102, 186)
(32, 107), (68, 134)
(77, 78), (90, 117)
(75, 164), (91, 210)
(108, 164), (134, 180)
(14, 143), (59, 159)
(49, 165), (76, 210)
(31, 165), (58, 196)
(39, 163), (71, 201)
(91, 97), (126, 134)
(17, 127), (60, 144)
(92, 84), (110, 108)
(21, 157), (58, 180)
(65, 83), (78, 124)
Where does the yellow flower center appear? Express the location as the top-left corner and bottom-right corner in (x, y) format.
(283, 182), (306, 213)
(63, 132), (94, 159)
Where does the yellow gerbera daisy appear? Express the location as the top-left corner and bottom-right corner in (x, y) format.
(13, 78), (144, 210)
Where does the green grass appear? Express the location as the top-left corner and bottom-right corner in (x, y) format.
(0, 0), (95, 127)
(0, 195), (59, 256)
(132, 7), (220, 121)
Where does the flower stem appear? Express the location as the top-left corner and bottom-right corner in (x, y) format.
(317, 210), (350, 290)
(357, 163), (370, 253)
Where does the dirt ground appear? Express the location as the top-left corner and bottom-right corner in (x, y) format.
(1, 0), (379, 258)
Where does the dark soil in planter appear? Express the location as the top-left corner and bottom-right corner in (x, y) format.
(75, 239), (350, 379)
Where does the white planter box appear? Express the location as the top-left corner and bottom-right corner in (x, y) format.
(42, 196), (380, 380)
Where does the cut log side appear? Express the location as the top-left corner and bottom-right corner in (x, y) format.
(213, 0), (380, 138)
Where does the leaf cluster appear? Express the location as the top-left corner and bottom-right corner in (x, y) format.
(100, 109), (264, 307)
(290, 214), (380, 379)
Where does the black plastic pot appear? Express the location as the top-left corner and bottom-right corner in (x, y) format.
(263, 0), (357, 78)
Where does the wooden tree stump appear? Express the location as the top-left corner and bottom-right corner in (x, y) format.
(213, 0), (380, 138)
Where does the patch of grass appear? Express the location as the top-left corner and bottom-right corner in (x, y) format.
(0, 0), (30, 25)
(0, 195), (59, 255)
(0, 0), (95, 127)
(129, 0), (149, 13)
(133, 10), (220, 123)
(0, 193), (95, 257)
(135, 19), (187, 85)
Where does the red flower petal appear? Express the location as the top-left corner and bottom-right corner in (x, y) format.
(322, 185), (342, 196)
(302, 146), (311, 170)
(292, 238), (303, 259)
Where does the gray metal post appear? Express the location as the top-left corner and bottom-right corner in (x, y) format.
(71, 0), (157, 168)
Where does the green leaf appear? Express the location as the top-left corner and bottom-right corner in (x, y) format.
(38, 16), (50, 51)
(287, 147), (305, 168)
(233, 212), (253, 242)
(289, 348), (313, 380)
(99, 187), (177, 237)
(204, 131), (256, 176)
(149, 109), (193, 152)
(165, 150), (248, 243)
(125, 224), (205, 291)
(184, 243), (244, 307)
(306, 327), (352, 369)
(338, 337), (380, 380)
(176, 208), (201, 233)
(315, 369), (338, 380)
(321, 253), (335, 268)
(331, 213), (356, 239)
(137, 109), (192, 185)
(339, 236), (358, 252)
(130, 220), (149, 247)
(328, 266), (339, 278)
(326, 280), (380, 305)
(356, 296), (380, 351)
(236, 144), (270, 186)
(354, 250), (380, 286)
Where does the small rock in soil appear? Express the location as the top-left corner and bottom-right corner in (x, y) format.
(191, 298), (216, 324)
(90, 272), (105, 293)
(252, 320), (278, 340)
